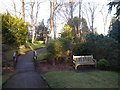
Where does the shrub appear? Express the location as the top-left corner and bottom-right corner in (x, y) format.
(2, 44), (12, 52)
(97, 59), (110, 69)
(108, 49), (120, 66)
(37, 52), (53, 63)
(27, 39), (32, 43)
(2, 13), (28, 45)
(108, 19), (120, 43)
(85, 33), (118, 60)
(25, 42), (31, 48)
(73, 42), (90, 55)
(58, 39), (71, 51)
(46, 39), (71, 63)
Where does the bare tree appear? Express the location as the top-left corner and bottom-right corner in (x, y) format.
(22, 0), (25, 20)
(26, 0), (42, 43)
(50, 0), (62, 40)
(58, 0), (78, 22)
(69, 0), (74, 19)
(50, 0), (54, 40)
(78, 0), (82, 41)
(56, 0), (79, 41)
(12, 0), (17, 16)
(100, 5), (109, 35)
(11, 0), (21, 18)
(83, 2), (99, 33)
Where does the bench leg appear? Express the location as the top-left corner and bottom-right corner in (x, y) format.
(75, 65), (78, 70)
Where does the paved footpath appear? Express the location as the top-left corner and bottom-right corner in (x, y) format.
(3, 48), (49, 88)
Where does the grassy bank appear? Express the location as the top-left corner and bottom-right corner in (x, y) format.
(2, 72), (16, 85)
(42, 71), (119, 88)
(19, 41), (45, 54)
(2, 41), (46, 61)
(2, 45), (18, 62)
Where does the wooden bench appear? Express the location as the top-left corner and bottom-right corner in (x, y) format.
(73, 55), (96, 70)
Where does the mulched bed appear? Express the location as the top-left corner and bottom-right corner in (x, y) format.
(35, 62), (99, 73)
(36, 62), (74, 73)
(35, 61), (120, 73)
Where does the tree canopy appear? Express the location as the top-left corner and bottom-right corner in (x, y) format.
(61, 24), (74, 41)
(108, 19), (120, 43)
(108, 1), (120, 43)
(2, 13), (28, 45)
(108, 1), (120, 18)
(67, 16), (90, 42)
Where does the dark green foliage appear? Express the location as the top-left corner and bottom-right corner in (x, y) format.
(73, 33), (118, 67)
(27, 39), (32, 43)
(108, 1), (120, 18)
(2, 44), (13, 52)
(85, 33), (118, 60)
(2, 13), (28, 45)
(35, 20), (48, 41)
(108, 49), (120, 66)
(97, 59), (110, 69)
(108, 19), (120, 43)
(67, 16), (90, 42)
(68, 16), (90, 35)
(73, 42), (90, 55)
(108, 1), (120, 43)
(58, 39), (71, 51)
(108, 17), (116, 30)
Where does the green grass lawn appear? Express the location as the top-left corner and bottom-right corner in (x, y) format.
(19, 42), (45, 54)
(42, 71), (119, 88)
(37, 51), (48, 62)
(2, 44), (18, 62)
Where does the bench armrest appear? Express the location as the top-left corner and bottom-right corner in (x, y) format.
(93, 59), (97, 63)
(73, 60), (76, 64)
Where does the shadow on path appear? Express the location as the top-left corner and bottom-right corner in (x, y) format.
(3, 48), (50, 88)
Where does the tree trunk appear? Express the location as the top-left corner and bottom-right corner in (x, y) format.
(13, 0), (17, 16)
(78, 0), (82, 42)
(32, 25), (35, 43)
(91, 14), (94, 33)
(50, 0), (55, 40)
(22, 0), (25, 20)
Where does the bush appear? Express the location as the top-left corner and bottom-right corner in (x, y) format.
(97, 59), (110, 69)
(73, 42), (90, 55)
(2, 44), (12, 52)
(25, 42), (31, 48)
(85, 33), (118, 60)
(108, 49), (120, 66)
(108, 19), (120, 43)
(27, 39), (32, 43)
(37, 52), (53, 63)
(46, 39), (71, 63)
(2, 13), (28, 45)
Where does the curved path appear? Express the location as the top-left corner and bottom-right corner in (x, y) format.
(3, 48), (49, 88)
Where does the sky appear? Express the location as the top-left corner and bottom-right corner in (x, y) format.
(0, 0), (116, 37)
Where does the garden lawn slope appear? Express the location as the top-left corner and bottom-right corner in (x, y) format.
(2, 72), (16, 85)
(42, 71), (119, 88)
